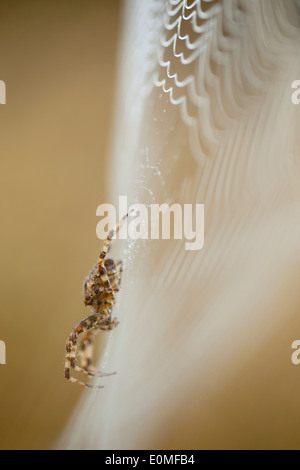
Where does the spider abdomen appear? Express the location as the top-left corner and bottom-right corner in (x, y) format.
(83, 259), (123, 308)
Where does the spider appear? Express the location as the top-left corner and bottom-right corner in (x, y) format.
(64, 211), (133, 389)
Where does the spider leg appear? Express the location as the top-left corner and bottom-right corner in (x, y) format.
(99, 318), (119, 331)
(64, 314), (115, 389)
(98, 209), (135, 266)
(78, 330), (116, 377)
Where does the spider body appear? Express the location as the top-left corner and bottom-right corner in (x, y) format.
(84, 258), (122, 310)
(64, 212), (131, 389)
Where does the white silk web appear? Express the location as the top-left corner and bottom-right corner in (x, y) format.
(58, 0), (300, 450)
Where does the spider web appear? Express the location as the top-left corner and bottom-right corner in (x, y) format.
(58, 0), (300, 450)
(110, 0), (299, 203)
(153, 0), (299, 164)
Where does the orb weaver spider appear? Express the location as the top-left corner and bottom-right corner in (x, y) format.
(64, 210), (133, 389)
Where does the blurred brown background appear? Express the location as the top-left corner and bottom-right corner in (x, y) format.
(0, 0), (121, 449)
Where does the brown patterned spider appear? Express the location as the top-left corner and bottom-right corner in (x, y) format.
(64, 211), (133, 389)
